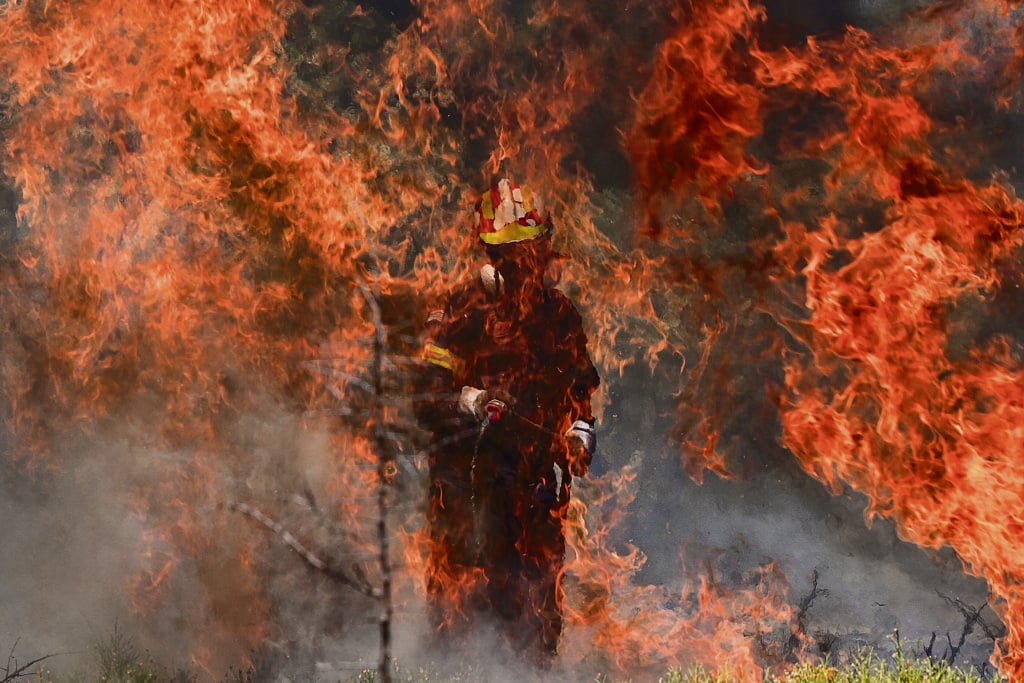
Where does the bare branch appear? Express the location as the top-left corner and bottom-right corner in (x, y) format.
(937, 592), (1004, 643)
(301, 361), (375, 394)
(782, 571), (830, 662)
(935, 591), (1005, 665)
(227, 501), (381, 599)
(797, 570), (829, 617)
(2, 639), (58, 683)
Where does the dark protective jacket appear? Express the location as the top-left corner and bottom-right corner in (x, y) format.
(413, 267), (600, 660)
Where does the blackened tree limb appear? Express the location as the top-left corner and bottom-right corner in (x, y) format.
(784, 570), (830, 660)
(797, 570), (829, 616)
(939, 593), (1004, 642)
(935, 591), (1004, 665)
(938, 592), (1003, 641)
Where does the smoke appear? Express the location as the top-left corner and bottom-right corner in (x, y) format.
(0, 377), (997, 679)
(0, 403), (310, 674)
(596, 339), (999, 671)
(0, 443), (141, 669)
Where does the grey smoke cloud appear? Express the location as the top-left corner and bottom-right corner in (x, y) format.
(595, 358), (999, 672)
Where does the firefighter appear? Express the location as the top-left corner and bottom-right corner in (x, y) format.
(414, 178), (600, 664)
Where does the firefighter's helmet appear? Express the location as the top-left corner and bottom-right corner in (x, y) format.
(475, 178), (550, 245)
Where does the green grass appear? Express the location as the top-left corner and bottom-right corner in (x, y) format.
(654, 648), (1001, 683)
(353, 647), (1004, 683)
(11, 625), (198, 683)
(778, 651), (999, 683)
(345, 650), (1003, 683)
(7, 629), (1004, 683)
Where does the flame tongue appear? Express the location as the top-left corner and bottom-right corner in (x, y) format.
(0, 0), (433, 670)
(779, 188), (1024, 676)
(625, 0), (1024, 677)
(753, 13), (1024, 676)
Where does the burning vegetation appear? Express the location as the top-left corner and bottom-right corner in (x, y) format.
(0, 0), (1022, 680)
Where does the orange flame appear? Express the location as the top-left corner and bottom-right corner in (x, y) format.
(3, 0), (1024, 678)
(671, 1), (1024, 677)
(627, 0), (769, 235)
(560, 467), (804, 677)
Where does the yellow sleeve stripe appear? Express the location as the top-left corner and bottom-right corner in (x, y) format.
(423, 343), (464, 373)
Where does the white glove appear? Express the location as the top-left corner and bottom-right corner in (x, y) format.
(566, 419), (596, 456)
(458, 386), (509, 422)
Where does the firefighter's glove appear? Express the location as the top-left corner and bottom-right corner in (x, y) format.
(458, 386), (512, 423)
(565, 419), (596, 476)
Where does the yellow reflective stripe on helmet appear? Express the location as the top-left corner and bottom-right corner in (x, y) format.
(423, 343), (463, 373)
(479, 221), (548, 244)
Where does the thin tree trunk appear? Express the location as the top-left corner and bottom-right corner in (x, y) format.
(359, 282), (393, 683)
